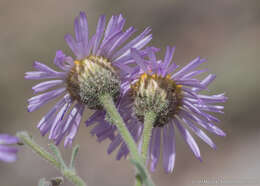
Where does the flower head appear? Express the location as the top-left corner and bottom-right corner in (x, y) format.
(25, 12), (153, 147)
(0, 134), (19, 163)
(90, 46), (227, 173)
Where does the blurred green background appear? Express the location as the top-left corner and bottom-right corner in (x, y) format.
(0, 0), (259, 186)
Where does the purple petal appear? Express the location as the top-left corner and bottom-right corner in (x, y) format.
(0, 145), (18, 163)
(0, 135), (19, 145)
(103, 16), (117, 42)
(195, 104), (224, 114)
(116, 143), (129, 160)
(64, 34), (82, 59)
(107, 135), (122, 154)
(162, 46), (175, 76)
(28, 87), (66, 112)
(130, 48), (148, 72)
(111, 27), (152, 60)
(33, 61), (58, 73)
(162, 123), (176, 173)
(98, 31), (123, 56)
(61, 103), (81, 134)
(85, 111), (105, 127)
(150, 127), (161, 172)
(180, 109), (226, 136)
(92, 15), (106, 55)
(97, 126), (116, 142)
(183, 100), (219, 123)
(76, 12), (88, 45)
(37, 94), (71, 135)
(91, 122), (111, 136)
(32, 80), (64, 93)
(64, 104), (84, 147)
(181, 69), (207, 79)
(25, 71), (66, 80)
(197, 93), (227, 103)
(171, 57), (206, 79)
(173, 118), (201, 160)
(175, 79), (205, 89)
(54, 50), (73, 71)
(106, 27), (136, 58)
(180, 115), (216, 149)
(49, 101), (71, 139)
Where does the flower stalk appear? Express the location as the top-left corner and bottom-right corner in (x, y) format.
(99, 94), (155, 186)
(141, 111), (156, 161)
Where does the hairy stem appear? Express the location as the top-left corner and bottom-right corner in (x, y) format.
(17, 131), (86, 186)
(100, 94), (140, 159)
(142, 111), (156, 161)
(99, 94), (155, 186)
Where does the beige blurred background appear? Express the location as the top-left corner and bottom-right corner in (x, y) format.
(0, 0), (259, 185)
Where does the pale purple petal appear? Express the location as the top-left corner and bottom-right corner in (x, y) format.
(25, 71), (66, 80)
(64, 34), (82, 59)
(37, 94), (71, 135)
(85, 111), (105, 127)
(0, 135), (19, 145)
(180, 109), (226, 136)
(162, 46), (175, 76)
(130, 48), (148, 72)
(32, 80), (64, 93)
(162, 123), (176, 173)
(49, 101), (71, 139)
(107, 134), (122, 154)
(106, 27), (136, 58)
(171, 57), (206, 79)
(54, 50), (73, 71)
(92, 15), (106, 55)
(111, 27), (151, 60)
(180, 114), (216, 149)
(27, 87), (66, 112)
(98, 31), (123, 56)
(181, 69), (207, 79)
(150, 127), (161, 172)
(174, 118), (201, 160)
(64, 104), (84, 147)
(0, 145), (18, 163)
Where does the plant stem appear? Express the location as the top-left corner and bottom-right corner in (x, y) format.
(99, 94), (140, 159)
(17, 131), (86, 186)
(141, 111), (156, 161)
(99, 94), (155, 186)
(17, 131), (59, 167)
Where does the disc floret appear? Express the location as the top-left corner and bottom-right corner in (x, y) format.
(132, 73), (182, 127)
(67, 55), (121, 110)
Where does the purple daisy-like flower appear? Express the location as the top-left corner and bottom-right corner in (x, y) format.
(0, 134), (19, 163)
(89, 46), (227, 173)
(25, 12), (153, 147)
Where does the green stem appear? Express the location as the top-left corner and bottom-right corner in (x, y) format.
(17, 131), (59, 168)
(141, 111), (156, 161)
(17, 131), (86, 186)
(99, 94), (140, 159)
(99, 94), (155, 186)
(70, 145), (80, 170)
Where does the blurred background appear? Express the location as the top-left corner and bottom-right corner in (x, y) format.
(0, 0), (259, 185)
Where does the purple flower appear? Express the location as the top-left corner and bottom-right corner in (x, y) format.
(25, 12), (153, 147)
(0, 134), (19, 163)
(89, 46), (227, 173)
